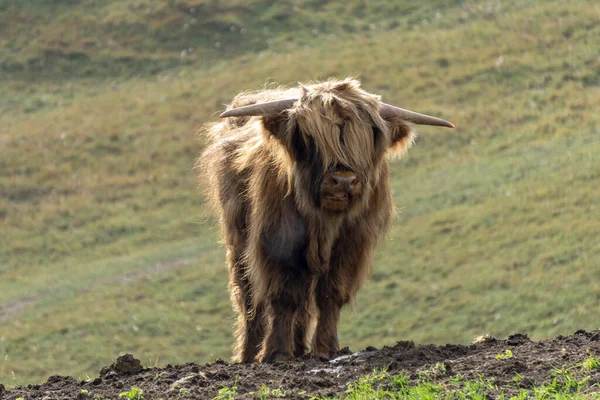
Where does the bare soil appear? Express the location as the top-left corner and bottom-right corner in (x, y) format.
(3, 330), (599, 399)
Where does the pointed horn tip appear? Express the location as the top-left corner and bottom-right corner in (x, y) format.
(432, 120), (455, 129)
(220, 110), (237, 118)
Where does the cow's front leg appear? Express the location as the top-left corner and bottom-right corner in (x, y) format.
(311, 279), (343, 359)
(260, 295), (297, 362)
(259, 273), (311, 362)
(293, 298), (313, 358)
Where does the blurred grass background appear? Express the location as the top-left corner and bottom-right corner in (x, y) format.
(1, 0), (599, 385)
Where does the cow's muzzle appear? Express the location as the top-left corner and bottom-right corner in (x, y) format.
(321, 170), (362, 212)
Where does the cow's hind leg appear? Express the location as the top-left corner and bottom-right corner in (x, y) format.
(228, 249), (265, 363)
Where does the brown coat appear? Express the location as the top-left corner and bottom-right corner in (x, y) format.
(198, 78), (416, 362)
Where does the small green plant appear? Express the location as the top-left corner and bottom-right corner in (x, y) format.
(179, 387), (190, 397)
(495, 349), (513, 360)
(583, 354), (600, 371)
(154, 371), (167, 381)
(449, 373), (465, 383)
(213, 379), (238, 400)
(512, 372), (524, 386)
(119, 387), (144, 399)
(254, 384), (286, 399)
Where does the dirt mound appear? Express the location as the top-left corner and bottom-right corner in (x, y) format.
(4, 330), (600, 399)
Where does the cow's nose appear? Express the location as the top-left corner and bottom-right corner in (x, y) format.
(331, 173), (358, 190)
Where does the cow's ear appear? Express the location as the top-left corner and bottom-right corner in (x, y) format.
(262, 116), (311, 163)
(261, 114), (290, 142)
(386, 117), (416, 156)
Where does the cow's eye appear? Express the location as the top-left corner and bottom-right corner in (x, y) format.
(291, 124), (314, 162)
(372, 125), (382, 144)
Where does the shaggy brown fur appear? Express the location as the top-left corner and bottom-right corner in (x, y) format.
(198, 78), (415, 362)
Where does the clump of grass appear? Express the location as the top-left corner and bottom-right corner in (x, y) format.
(536, 366), (592, 397)
(252, 384), (286, 399)
(583, 354), (600, 372)
(344, 369), (398, 399)
(417, 363), (447, 381)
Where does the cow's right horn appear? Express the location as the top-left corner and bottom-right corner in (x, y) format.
(220, 98), (299, 118)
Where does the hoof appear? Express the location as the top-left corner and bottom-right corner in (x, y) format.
(309, 351), (333, 361)
(261, 351), (294, 363)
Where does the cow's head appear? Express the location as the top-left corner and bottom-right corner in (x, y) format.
(221, 79), (454, 215)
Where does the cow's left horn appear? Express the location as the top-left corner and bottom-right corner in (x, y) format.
(220, 98), (299, 118)
(380, 103), (454, 128)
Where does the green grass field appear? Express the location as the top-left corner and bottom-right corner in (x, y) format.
(1, 0), (599, 386)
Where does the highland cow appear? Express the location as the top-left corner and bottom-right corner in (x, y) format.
(198, 78), (454, 363)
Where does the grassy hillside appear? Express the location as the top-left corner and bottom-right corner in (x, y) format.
(1, 0), (599, 385)
(0, 0), (454, 78)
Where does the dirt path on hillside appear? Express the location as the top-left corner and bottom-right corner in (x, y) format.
(3, 330), (600, 399)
